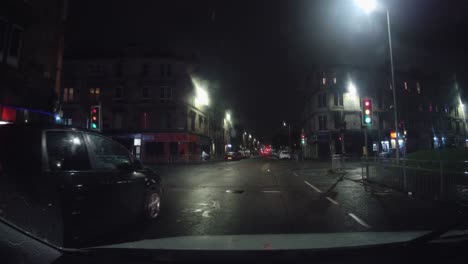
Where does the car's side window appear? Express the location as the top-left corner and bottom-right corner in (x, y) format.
(86, 134), (131, 170)
(46, 131), (91, 171)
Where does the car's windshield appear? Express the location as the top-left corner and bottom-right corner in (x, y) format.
(1, 0), (468, 252)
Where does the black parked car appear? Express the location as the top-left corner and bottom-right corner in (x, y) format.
(0, 124), (163, 247)
(224, 151), (242, 161)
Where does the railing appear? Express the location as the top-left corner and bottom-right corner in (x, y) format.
(361, 157), (468, 202)
(143, 155), (224, 164)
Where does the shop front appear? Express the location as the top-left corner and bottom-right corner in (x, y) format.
(126, 132), (212, 164)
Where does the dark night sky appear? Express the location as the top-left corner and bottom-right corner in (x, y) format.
(66, 0), (468, 141)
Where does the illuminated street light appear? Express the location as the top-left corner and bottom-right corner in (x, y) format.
(226, 112), (231, 122)
(191, 77), (210, 107)
(249, 134), (252, 139)
(348, 82), (357, 96)
(355, 0), (400, 163)
(355, 0), (377, 14)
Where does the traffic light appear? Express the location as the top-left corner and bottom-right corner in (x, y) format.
(362, 98), (372, 125)
(90, 105), (101, 130)
(301, 133), (305, 145)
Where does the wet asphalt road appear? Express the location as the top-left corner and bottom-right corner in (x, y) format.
(88, 156), (463, 247)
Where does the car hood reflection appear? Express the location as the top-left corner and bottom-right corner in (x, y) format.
(90, 232), (429, 251)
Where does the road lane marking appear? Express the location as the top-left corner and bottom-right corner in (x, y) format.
(262, 190), (281, 193)
(202, 210), (211, 217)
(293, 172), (299, 177)
(348, 213), (371, 228)
(326, 197), (339, 205)
(304, 181), (322, 193)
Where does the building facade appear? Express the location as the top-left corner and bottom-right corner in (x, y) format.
(0, 0), (67, 124)
(61, 51), (229, 163)
(300, 66), (467, 159)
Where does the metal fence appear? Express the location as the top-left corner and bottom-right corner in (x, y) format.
(362, 158), (468, 202)
(143, 155), (225, 164)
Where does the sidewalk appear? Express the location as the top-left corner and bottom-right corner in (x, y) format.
(290, 159), (362, 171)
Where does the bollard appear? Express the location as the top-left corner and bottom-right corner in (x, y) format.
(440, 160), (444, 199)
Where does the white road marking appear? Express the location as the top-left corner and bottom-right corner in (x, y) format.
(262, 190), (281, 193)
(348, 213), (371, 228)
(304, 181), (322, 193)
(293, 172), (299, 177)
(326, 197), (339, 205)
(202, 210), (211, 217)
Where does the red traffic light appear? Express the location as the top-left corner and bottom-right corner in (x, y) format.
(92, 108), (97, 114)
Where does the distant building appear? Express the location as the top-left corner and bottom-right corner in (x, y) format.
(0, 0), (67, 124)
(61, 50), (230, 163)
(300, 65), (467, 159)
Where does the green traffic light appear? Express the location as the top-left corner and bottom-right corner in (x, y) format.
(91, 123), (97, 129)
(365, 117), (371, 124)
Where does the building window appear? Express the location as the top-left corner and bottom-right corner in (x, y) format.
(199, 115), (203, 130)
(447, 119), (453, 130)
(142, 87), (150, 98)
(322, 77), (326, 85)
(166, 112), (172, 129)
(189, 112), (196, 131)
(334, 112), (342, 129)
(0, 19), (7, 62)
(7, 25), (23, 67)
(318, 93), (327, 108)
(114, 86), (123, 99)
(89, 88), (100, 100)
(63, 88), (74, 102)
(142, 63), (149, 76)
(318, 115), (327, 130)
(416, 82), (421, 94)
(141, 112), (149, 129)
(333, 77), (337, 84)
(404, 82), (408, 90)
(115, 63), (123, 77)
(429, 103), (433, 112)
(113, 112), (123, 129)
(455, 107), (459, 117)
(334, 93), (343, 106)
(160, 63), (172, 77)
(456, 121), (460, 132)
(160, 86), (172, 101)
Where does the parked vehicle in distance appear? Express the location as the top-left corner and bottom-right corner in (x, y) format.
(379, 149), (396, 158)
(224, 151), (242, 161)
(279, 150), (291, 160)
(0, 124), (163, 247)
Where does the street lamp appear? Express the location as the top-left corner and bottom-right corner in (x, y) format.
(226, 112), (231, 122)
(191, 77), (210, 107)
(283, 121), (291, 150)
(348, 82), (357, 96)
(355, 0), (400, 162)
(355, 0), (377, 14)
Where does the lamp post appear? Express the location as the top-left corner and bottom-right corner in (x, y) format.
(355, 0), (400, 163)
(283, 121), (291, 150)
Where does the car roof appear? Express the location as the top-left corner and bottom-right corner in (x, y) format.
(0, 123), (99, 134)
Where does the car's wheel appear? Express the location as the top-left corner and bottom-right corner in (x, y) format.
(145, 190), (161, 220)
